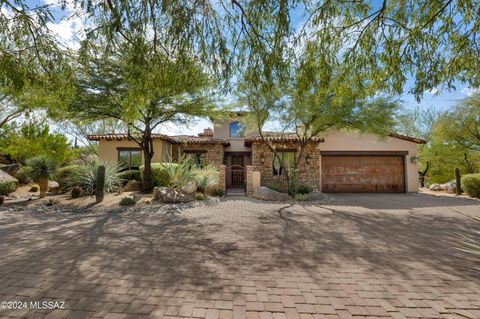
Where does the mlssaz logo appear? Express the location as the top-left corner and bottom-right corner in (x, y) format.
(30, 301), (66, 310)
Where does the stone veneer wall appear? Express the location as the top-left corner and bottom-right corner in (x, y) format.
(245, 165), (256, 196)
(251, 141), (321, 192)
(171, 143), (226, 191)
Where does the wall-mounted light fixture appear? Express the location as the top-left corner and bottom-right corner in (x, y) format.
(261, 153), (265, 164)
(410, 155), (418, 164)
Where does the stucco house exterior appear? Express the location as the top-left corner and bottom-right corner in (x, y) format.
(87, 113), (425, 195)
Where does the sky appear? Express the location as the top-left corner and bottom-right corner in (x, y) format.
(11, 0), (480, 137)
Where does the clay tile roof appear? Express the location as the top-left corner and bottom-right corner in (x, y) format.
(388, 133), (426, 144)
(86, 133), (169, 141)
(244, 132), (325, 146)
(167, 135), (230, 146)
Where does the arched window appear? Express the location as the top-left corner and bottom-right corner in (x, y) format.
(230, 122), (245, 137)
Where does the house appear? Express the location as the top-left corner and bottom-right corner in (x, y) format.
(87, 113), (425, 195)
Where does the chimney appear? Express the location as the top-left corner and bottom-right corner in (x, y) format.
(198, 128), (213, 137)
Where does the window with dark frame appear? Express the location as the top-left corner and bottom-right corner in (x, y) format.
(118, 149), (142, 170)
(229, 121), (246, 137)
(272, 151), (296, 176)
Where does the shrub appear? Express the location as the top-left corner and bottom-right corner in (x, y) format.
(14, 167), (31, 184)
(266, 183), (282, 192)
(140, 163), (176, 188)
(119, 197), (136, 206)
(29, 184), (39, 192)
(164, 157), (194, 189)
(26, 155), (57, 198)
(195, 192), (205, 201)
(54, 165), (81, 192)
(71, 186), (83, 198)
(461, 174), (480, 198)
(297, 185), (311, 195)
(192, 166), (218, 193)
(294, 193), (308, 201)
(119, 169), (141, 182)
(0, 181), (16, 195)
(212, 188), (225, 197)
(63, 157), (124, 195)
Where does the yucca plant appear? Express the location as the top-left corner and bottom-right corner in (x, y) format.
(164, 156), (194, 189)
(64, 157), (124, 195)
(26, 156), (57, 198)
(192, 165), (218, 193)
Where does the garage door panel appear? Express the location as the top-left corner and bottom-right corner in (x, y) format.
(322, 155), (405, 193)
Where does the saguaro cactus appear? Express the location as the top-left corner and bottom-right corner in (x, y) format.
(455, 167), (463, 195)
(96, 165), (106, 203)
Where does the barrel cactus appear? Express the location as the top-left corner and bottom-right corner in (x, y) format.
(96, 165), (106, 203)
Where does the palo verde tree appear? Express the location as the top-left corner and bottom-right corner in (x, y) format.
(71, 36), (216, 192)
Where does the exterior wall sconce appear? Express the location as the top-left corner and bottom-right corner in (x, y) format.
(306, 155), (311, 164)
(261, 154), (265, 164)
(410, 155), (418, 164)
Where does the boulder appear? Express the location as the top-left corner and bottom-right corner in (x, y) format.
(182, 182), (197, 194)
(48, 181), (60, 193)
(441, 180), (456, 193)
(429, 183), (442, 191)
(153, 187), (194, 203)
(253, 186), (291, 201)
(122, 180), (142, 192)
(307, 191), (328, 201)
(0, 163), (21, 176)
(0, 170), (17, 184)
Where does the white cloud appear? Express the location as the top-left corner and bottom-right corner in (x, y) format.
(461, 87), (479, 97)
(46, 16), (85, 50)
(424, 87), (439, 95)
(158, 118), (213, 136)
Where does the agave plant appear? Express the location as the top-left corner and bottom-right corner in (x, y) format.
(192, 165), (219, 193)
(164, 155), (194, 189)
(26, 156), (57, 198)
(64, 157), (124, 195)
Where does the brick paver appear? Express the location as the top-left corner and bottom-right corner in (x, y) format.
(0, 194), (479, 318)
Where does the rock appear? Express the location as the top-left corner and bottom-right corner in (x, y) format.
(122, 180), (142, 192)
(253, 186), (291, 201)
(429, 183), (442, 191)
(153, 187), (194, 203)
(48, 181), (60, 193)
(182, 182), (197, 194)
(0, 163), (21, 176)
(307, 191), (328, 201)
(441, 180), (457, 193)
(0, 170), (18, 183)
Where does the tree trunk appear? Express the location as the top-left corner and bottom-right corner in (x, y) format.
(38, 178), (48, 198)
(141, 122), (155, 193)
(418, 161), (430, 188)
(455, 167), (463, 195)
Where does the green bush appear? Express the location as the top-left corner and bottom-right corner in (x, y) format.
(54, 165), (81, 192)
(119, 169), (141, 182)
(195, 192), (205, 200)
(211, 188), (225, 197)
(140, 163), (177, 188)
(461, 174), (480, 198)
(266, 183), (282, 192)
(29, 184), (39, 192)
(0, 181), (16, 195)
(119, 197), (136, 206)
(294, 193), (308, 201)
(63, 157), (124, 195)
(297, 185), (311, 195)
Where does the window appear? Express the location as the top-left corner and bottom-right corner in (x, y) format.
(184, 151), (206, 168)
(272, 151), (296, 175)
(230, 121), (246, 137)
(118, 149), (142, 170)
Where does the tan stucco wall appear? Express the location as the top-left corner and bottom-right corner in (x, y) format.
(320, 131), (420, 192)
(98, 139), (170, 164)
(213, 119), (252, 152)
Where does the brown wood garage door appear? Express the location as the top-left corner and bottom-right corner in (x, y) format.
(321, 155), (405, 193)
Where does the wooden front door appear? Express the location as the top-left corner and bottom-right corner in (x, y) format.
(230, 155), (245, 187)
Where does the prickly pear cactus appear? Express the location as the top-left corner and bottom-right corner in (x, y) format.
(96, 165), (106, 203)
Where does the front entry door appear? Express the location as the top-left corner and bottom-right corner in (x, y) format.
(230, 155), (245, 187)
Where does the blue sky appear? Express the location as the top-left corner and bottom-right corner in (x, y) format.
(13, 0), (479, 136)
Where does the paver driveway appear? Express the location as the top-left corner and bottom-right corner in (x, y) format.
(0, 194), (479, 319)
